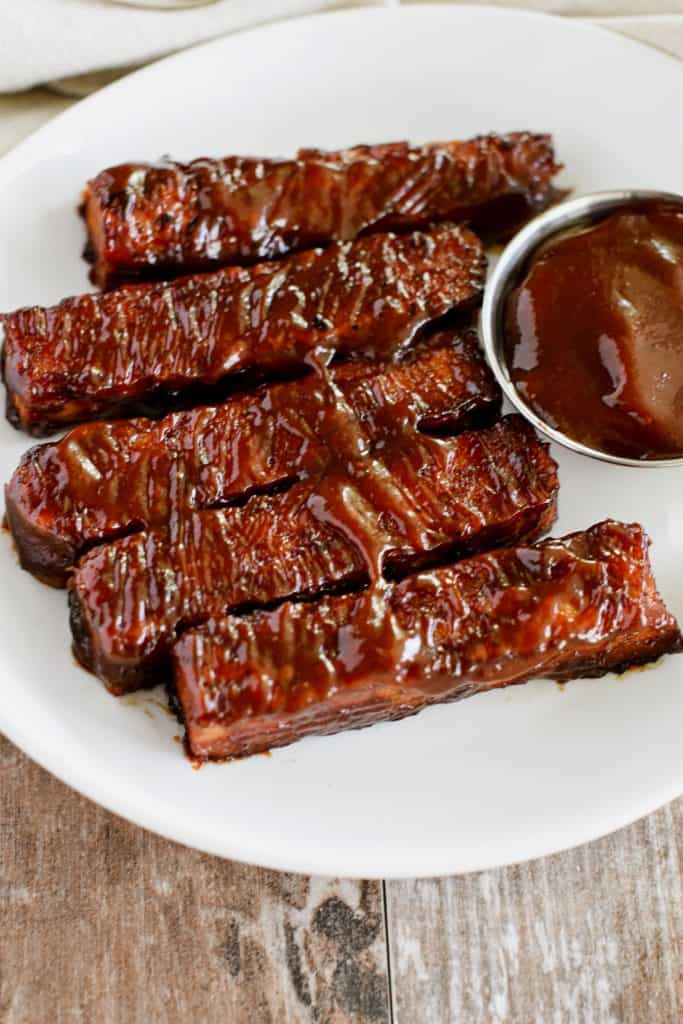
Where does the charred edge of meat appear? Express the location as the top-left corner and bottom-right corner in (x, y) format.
(4, 322), (500, 586)
(5, 486), (77, 588)
(7, 362), (314, 438)
(68, 568), (373, 695)
(83, 135), (561, 289)
(184, 628), (682, 763)
(67, 485), (556, 697)
(164, 679), (187, 727)
(4, 293), (485, 437)
(418, 394), (500, 437)
(6, 390), (502, 590)
(381, 499), (558, 581)
(173, 522), (682, 760)
(6, 475), (147, 588)
(69, 584), (174, 696)
(457, 188), (567, 245)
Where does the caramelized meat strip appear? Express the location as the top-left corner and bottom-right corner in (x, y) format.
(83, 133), (559, 289)
(174, 521), (682, 760)
(2, 225), (484, 435)
(68, 416), (559, 694)
(6, 329), (500, 586)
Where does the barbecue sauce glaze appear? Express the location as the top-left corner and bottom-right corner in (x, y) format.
(7, 332), (500, 587)
(504, 203), (683, 459)
(83, 133), (559, 289)
(176, 520), (683, 760)
(67, 346), (557, 693)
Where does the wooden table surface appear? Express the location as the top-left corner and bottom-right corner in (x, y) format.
(2, 735), (682, 1023)
(0, 90), (681, 1024)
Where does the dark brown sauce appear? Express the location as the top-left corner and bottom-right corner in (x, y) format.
(174, 519), (683, 761)
(504, 202), (683, 460)
(279, 346), (437, 587)
(4, 223), (485, 435)
(83, 134), (560, 289)
(68, 377), (556, 694)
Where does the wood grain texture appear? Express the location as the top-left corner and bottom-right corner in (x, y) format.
(0, 735), (390, 1024)
(387, 798), (683, 1024)
(2, 729), (682, 1024)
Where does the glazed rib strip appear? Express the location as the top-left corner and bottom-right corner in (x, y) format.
(83, 132), (559, 288)
(69, 416), (558, 694)
(2, 224), (484, 435)
(6, 329), (500, 586)
(174, 520), (682, 760)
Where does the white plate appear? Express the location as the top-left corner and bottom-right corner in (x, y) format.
(0, 5), (682, 879)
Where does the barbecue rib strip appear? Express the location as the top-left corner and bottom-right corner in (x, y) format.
(83, 133), (559, 288)
(69, 416), (559, 694)
(173, 520), (682, 760)
(6, 329), (500, 585)
(2, 225), (484, 435)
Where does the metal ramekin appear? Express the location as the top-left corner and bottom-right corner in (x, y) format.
(480, 190), (683, 468)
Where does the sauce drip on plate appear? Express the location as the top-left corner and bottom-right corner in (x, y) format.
(504, 202), (683, 460)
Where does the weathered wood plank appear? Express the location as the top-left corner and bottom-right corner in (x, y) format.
(0, 735), (390, 1024)
(387, 797), (683, 1024)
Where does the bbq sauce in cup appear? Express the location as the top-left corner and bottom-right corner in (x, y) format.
(504, 202), (683, 460)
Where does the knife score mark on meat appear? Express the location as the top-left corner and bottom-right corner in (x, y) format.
(82, 132), (560, 289)
(68, 415), (559, 695)
(1, 225), (485, 435)
(173, 521), (683, 760)
(6, 329), (501, 587)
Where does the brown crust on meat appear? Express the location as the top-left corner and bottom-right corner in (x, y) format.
(5, 483), (77, 587)
(5, 329), (501, 586)
(83, 133), (560, 289)
(68, 416), (558, 694)
(2, 225), (485, 435)
(172, 521), (682, 760)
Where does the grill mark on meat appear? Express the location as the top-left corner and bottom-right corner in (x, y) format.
(171, 520), (682, 760)
(2, 225), (484, 435)
(5, 329), (501, 586)
(82, 133), (560, 289)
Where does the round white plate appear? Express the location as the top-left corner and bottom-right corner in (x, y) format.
(0, 5), (682, 879)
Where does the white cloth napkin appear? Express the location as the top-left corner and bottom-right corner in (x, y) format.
(0, 0), (680, 94)
(0, 0), (357, 93)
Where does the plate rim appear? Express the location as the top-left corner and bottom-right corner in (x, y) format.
(0, 2), (682, 879)
(2, 2), (682, 179)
